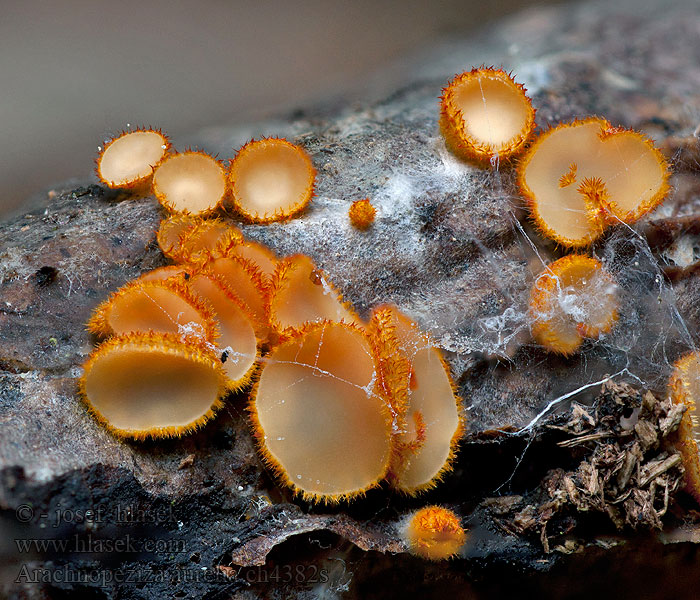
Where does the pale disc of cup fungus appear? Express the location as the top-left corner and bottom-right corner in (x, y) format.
(96, 129), (170, 189)
(440, 67), (535, 165)
(669, 351), (700, 503)
(87, 278), (218, 342)
(518, 117), (670, 247)
(403, 506), (467, 561)
(188, 272), (259, 388)
(250, 321), (392, 502)
(153, 151), (227, 215)
(207, 256), (269, 339)
(370, 305), (463, 494)
(229, 138), (315, 223)
(135, 266), (259, 386)
(268, 254), (361, 340)
(81, 332), (227, 439)
(529, 254), (619, 355)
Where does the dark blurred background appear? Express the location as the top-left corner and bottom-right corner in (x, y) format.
(0, 0), (559, 219)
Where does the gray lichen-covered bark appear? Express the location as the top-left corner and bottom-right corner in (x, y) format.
(2, 0), (700, 597)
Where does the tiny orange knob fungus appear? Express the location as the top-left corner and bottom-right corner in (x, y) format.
(668, 351), (700, 504)
(228, 138), (316, 223)
(348, 198), (376, 230)
(404, 505), (466, 560)
(440, 67), (535, 166)
(529, 254), (619, 355)
(96, 128), (170, 189)
(517, 117), (670, 247)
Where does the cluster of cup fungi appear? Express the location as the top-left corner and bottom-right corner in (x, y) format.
(80, 65), (699, 560)
(86, 105), (463, 558)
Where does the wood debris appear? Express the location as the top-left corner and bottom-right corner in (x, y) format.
(489, 381), (685, 552)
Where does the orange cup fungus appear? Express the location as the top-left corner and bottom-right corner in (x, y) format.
(87, 278), (218, 342)
(188, 272), (259, 389)
(529, 254), (619, 355)
(248, 295), (462, 500)
(132, 266), (259, 389)
(153, 151), (227, 215)
(156, 214), (278, 282)
(268, 254), (361, 340)
(440, 67), (535, 165)
(176, 218), (242, 265)
(250, 322), (393, 502)
(228, 138), (315, 223)
(87, 125), (470, 498)
(518, 117), (670, 247)
(156, 214), (200, 261)
(207, 256), (269, 336)
(227, 240), (278, 280)
(96, 128), (170, 189)
(348, 198), (376, 230)
(404, 505), (466, 560)
(668, 352), (700, 503)
(81, 333), (226, 439)
(137, 265), (186, 284)
(370, 305), (462, 493)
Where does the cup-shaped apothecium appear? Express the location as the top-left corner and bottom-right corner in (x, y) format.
(250, 322), (393, 502)
(96, 128), (170, 189)
(229, 138), (316, 223)
(529, 255), (619, 355)
(153, 151), (228, 215)
(268, 254), (361, 341)
(81, 333), (227, 439)
(669, 352), (700, 504)
(440, 67), (535, 165)
(370, 305), (463, 494)
(518, 117), (670, 247)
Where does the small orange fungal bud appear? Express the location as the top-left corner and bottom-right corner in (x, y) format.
(518, 117), (670, 247)
(228, 138), (315, 223)
(370, 305), (463, 494)
(440, 67), (535, 165)
(404, 506), (466, 561)
(348, 198), (376, 230)
(529, 254), (618, 355)
(81, 332), (227, 439)
(668, 352), (700, 503)
(96, 128), (170, 189)
(250, 321), (393, 502)
(153, 151), (227, 215)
